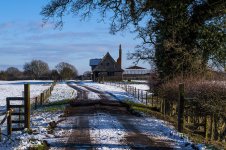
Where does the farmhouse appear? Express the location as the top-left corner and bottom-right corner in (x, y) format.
(90, 45), (124, 81)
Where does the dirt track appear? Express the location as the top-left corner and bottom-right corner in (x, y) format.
(47, 84), (175, 150)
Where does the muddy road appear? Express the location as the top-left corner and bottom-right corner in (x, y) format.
(46, 84), (180, 150)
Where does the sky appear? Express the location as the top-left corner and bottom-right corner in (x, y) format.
(0, 0), (150, 74)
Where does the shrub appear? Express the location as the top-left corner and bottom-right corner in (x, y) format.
(159, 75), (226, 116)
(148, 72), (161, 94)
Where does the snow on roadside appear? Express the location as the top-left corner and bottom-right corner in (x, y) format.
(14, 111), (63, 150)
(89, 113), (129, 150)
(130, 116), (196, 149)
(70, 83), (101, 100)
(80, 82), (140, 103)
(0, 110), (63, 150)
(48, 83), (77, 102)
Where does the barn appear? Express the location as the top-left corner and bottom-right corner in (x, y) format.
(123, 65), (151, 80)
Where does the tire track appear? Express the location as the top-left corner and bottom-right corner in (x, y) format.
(66, 83), (175, 149)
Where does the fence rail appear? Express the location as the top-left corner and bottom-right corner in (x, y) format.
(104, 82), (226, 143)
(104, 82), (158, 106)
(31, 82), (56, 110)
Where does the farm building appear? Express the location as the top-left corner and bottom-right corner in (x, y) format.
(90, 45), (124, 81)
(123, 65), (151, 80)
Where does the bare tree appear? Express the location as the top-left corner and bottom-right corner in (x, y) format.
(41, 0), (226, 80)
(56, 62), (78, 80)
(6, 67), (23, 80)
(50, 69), (60, 81)
(24, 60), (49, 79)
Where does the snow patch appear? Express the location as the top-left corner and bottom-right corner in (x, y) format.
(80, 82), (140, 103)
(71, 83), (101, 100)
(48, 83), (77, 102)
(89, 113), (129, 149)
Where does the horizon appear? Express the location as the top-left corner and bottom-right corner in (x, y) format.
(0, 0), (150, 75)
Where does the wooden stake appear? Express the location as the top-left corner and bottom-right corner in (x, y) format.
(24, 84), (30, 129)
(178, 83), (185, 132)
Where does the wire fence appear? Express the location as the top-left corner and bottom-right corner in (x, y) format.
(31, 82), (56, 110)
(104, 82), (159, 106)
(105, 82), (226, 143)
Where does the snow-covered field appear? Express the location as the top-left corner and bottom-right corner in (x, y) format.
(106, 81), (150, 91)
(0, 80), (53, 85)
(127, 83), (149, 91)
(48, 83), (77, 102)
(0, 81), (52, 110)
(0, 81), (77, 150)
(123, 80), (148, 83)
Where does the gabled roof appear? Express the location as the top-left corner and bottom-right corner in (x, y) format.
(90, 59), (102, 66)
(126, 65), (146, 69)
(93, 52), (123, 72)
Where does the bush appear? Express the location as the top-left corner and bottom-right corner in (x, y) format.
(159, 75), (226, 116)
(148, 72), (161, 94)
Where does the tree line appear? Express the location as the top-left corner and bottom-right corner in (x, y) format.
(0, 60), (78, 81)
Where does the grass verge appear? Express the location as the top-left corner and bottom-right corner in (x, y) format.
(123, 100), (225, 150)
(28, 142), (49, 150)
(34, 99), (72, 112)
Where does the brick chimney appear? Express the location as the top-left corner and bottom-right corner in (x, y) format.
(117, 44), (122, 68)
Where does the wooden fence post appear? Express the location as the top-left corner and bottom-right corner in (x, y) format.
(24, 84), (30, 129)
(133, 88), (137, 97)
(178, 83), (185, 132)
(161, 99), (166, 116)
(41, 93), (44, 105)
(141, 90), (143, 102)
(35, 97), (38, 109)
(6, 99), (12, 136)
(7, 110), (12, 136)
(152, 94), (154, 106)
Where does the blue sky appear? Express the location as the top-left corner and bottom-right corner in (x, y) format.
(0, 0), (150, 74)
